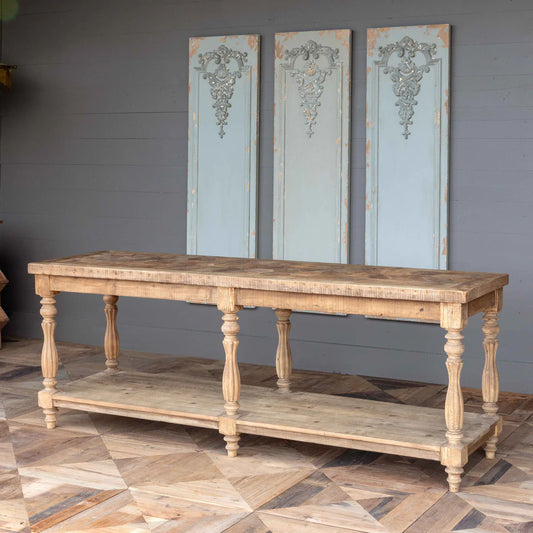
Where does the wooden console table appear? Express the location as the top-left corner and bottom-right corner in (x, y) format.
(28, 251), (508, 492)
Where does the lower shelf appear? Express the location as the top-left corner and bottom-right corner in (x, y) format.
(53, 370), (499, 462)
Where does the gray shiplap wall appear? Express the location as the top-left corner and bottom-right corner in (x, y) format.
(1, 0), (532, 393)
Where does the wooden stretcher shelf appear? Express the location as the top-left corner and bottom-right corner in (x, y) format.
(54, 370), (500, 463)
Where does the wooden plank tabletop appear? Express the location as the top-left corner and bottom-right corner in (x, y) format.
(28, 251), (508, 303)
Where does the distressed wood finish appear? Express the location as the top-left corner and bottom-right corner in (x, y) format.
(38, 293), (59, 429)
(28, 251), (508, 491)
(275, 309), (292, 392)
(442, 327), (466, 492)
(52, 370), (499, 461)
(103, 295), (119, 371)
(273, 30), (351, 264)
(366, 25), (450, 274)
(187, 35), (259, 259)
(28, 251), (508, 303)
(217, 287), (242, 456)
(482, 308), (500, 459)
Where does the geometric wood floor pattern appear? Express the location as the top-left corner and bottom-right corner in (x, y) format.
(0, 338), (532, 532)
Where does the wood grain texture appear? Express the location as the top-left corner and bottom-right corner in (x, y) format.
(482, 309), (500, 459)
(275, 309), (292, 392)
(51, 370), (499, 463)
(28, 251), (509, 303)
(103, 295), (119, 372)
(38, 295), (59, 430)
(443, 326), (466, 492)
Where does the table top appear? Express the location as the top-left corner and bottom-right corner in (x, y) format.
(28, 251), (508, 303)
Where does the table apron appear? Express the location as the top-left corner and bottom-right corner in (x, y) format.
(45, 275), (445, 321)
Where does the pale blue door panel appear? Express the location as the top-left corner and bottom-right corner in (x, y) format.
(188, 35), (259, 258)
(366, 25), (449, 271)
(274, 30), (351, 264)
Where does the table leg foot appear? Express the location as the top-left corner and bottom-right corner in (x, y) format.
(445, 466), (463, 492)
(219, 417), (240, 458)
(224, 435), (240, 457)
(485, 435), (498, 459)
(43, 408), (57, 429)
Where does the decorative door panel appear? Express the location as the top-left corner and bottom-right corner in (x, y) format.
(187, 35), (259, 258)
(366, 25), (449, 270)
(273, 30), (351, 264)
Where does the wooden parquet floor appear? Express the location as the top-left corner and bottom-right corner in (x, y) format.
(0, 338), (532, 532)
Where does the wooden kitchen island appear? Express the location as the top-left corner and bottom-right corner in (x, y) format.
(28, 251), (508, 492)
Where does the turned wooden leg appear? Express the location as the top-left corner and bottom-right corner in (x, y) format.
(482, 309), (500, 459)
(217, 289), (242, 457)
(38, 295), (59, 429)
(443, 327), (466, 492)
(104, 295), (120, 371)
(220, 308), (241, 417)
(275, 309), (292, 392)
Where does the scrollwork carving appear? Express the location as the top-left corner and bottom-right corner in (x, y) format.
(283, 40), (340, 137)
(376, 36), (438, 139)
(197, 45), (248, 138)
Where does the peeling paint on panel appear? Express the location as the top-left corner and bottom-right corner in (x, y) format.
(428, 24), (450, 48)
(189, 37), (204, 58)
(334, 29), (351, 50)
(442, 237), (447, 256)
(367, 27), (391, 57)
(248, 35), (259, 51)
(280, 32), (297, 42)
(344, 221), (348, 251)
(275, 39), (284, 59)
